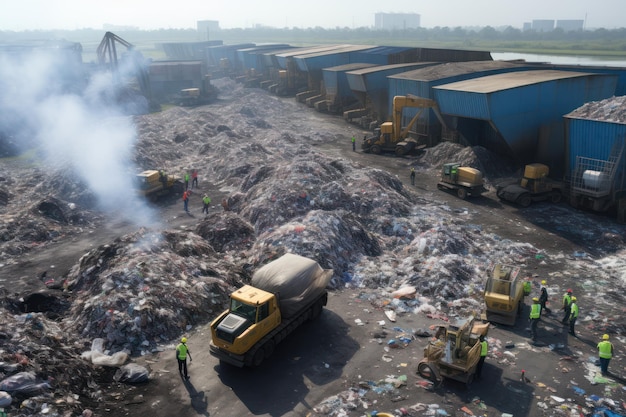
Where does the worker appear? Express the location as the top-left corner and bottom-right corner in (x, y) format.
(184, 171), (190, 190)
(202, 194), (211, 214)
(182, 190), (190, 212)
(562, 289), (573, 324)
(410, 167), (416, 186)
(176, 337), (193, 380)
(159, 170), (167, 189)
(476, 334), (488, 380)
(529, 297), (541, 341)
(351, 136), (356, 151)
(221, 197), (229, 211)
(523, 278), (532, 298)
(597, 334), (614, 376)
(191, 169), (198, 189)
(568, 296), (579, 336)
(450, 165), (458, 182)
(539, 280), (551, 315)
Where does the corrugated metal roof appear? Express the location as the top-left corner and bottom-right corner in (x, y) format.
(273, 45), (344, 58)
(435, 70), (592, 93)
(390, 61), (523, 81)
(348, 45), (414, 55)
(324, 63), (378, 72)
(293, 45), (374, 59)
(348, 62), (437, 76)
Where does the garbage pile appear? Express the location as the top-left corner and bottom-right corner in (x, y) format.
(62, 228), (244, 354)
(1, 72), (625, 416)
(567, 95), (626, 123)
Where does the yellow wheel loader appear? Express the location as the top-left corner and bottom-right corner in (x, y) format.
(482, 264), (524, 326)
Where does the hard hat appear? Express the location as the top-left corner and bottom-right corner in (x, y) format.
(532, 297), (539, 302)
(541, 280), (547, 285)
(571, 296), (577, 301)
(567, 289), (572, 293)
(181, 337), (187, 343)
(603, 334), (609, 340)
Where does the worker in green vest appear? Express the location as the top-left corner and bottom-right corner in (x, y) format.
(176, 337), (193, 380)
(562, 289), (573, 324)
(523, 278), (532, 297)
(529, 297), (541, 341)
(568, 296), (579, 336)
(597, 334), (614, 376)
(351, 135), (356, 151)
(202, 194), (211, 215)
(476, 334), (488, 380)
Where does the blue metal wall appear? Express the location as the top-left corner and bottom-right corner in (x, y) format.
(565, 117), (626, 190)
(433, 72), (618, 164)
(323, 63), (377, 99)
(346, 63), (438, 121)
(237, 44), (291, 70)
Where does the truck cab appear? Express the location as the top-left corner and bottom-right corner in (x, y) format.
(211, 285), (281, 356)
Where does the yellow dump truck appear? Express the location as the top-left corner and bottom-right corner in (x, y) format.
(437, 163), (486, 200)
(209, 253), (333, 367)
(417, 316), (489, 386)
(482, 264), (524, 326)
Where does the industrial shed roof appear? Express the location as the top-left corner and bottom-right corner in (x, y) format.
(293, 44), (375, 59)
(389, 60), (524, 81)
(566, 95), (626, 123)
(436, 69), (592, 93)
(323, 63), (378, 72)
(348, 62), (437, 76)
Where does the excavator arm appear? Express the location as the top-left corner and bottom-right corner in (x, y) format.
(392, 95), (446, 140)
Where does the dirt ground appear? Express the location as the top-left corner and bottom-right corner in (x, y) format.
(2, 89), (625, 417)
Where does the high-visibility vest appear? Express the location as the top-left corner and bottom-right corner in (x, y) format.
(176, 343), (189, 360)
(523, 281), (531, 295)
(480, 340), (488, 357)
(597, 341), (612, 359)
(570, 303), (579, 318)
(203, 196), (211, 205)
(563, 293), (571, 307)
(530, 303), (541, 319)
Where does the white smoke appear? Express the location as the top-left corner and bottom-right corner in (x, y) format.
(0, 45), (157, 227)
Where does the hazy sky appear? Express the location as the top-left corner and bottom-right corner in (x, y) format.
(1, 0), (623, 31)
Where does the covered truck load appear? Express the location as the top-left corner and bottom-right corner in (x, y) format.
(251, 253), (333, 318)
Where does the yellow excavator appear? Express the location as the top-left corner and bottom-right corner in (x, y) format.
(362, 95), (444, 156)
(417, 316), (489, 386)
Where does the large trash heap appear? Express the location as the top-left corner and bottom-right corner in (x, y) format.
(1, 78), (625, 416)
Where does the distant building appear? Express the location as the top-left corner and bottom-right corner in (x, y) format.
(532, 19), (555, 32)
(197, 20), (220, 40)
(523, 22), (532, 31)
(556, 20), (584, 31)
(375, 13), (420, 30)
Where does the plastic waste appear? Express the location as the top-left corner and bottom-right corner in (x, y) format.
(114, 363), (150, 383)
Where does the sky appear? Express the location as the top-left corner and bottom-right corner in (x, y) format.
(0, 0), (623, 31)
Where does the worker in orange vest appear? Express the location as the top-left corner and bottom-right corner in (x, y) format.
(182, 190), (190, 212)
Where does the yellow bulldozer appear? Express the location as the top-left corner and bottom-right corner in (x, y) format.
(417, 316), (489, 386)
(482, 264), (524, 326)
(135, 170), (184, 200)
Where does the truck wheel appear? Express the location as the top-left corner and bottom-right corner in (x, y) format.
(550, 191), (562, 203)
(264, 340), (275, 359)
(518, 194), (532, 207)
(252, 348), (264, 367)
(457, 188), (468, 200)
(417, 362), (436, 382)
(371, 145), (381, 154)
(395, 146), (407, 156)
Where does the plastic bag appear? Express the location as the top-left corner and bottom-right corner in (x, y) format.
(114, 364), (149, 384)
